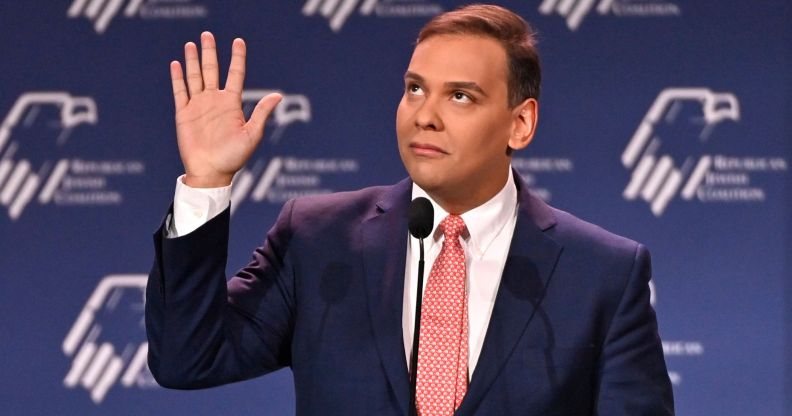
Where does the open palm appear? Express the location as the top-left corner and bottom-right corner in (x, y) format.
(170, 32), (282, 188)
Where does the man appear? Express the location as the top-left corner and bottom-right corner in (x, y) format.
(146, 4), (674, 415)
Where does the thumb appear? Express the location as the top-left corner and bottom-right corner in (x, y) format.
(246, 93), (283, 140)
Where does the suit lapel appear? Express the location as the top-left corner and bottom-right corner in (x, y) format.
(456, 172), (563, 415)
(360, 178), (412, 415)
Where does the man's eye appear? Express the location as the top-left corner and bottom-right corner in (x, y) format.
(407, 84), (424, 95)
(452, 91), (472, 103)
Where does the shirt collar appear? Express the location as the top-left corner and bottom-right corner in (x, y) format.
(410, 168), (518, 258)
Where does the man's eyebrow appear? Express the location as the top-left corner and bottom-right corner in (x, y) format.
(445, 81), (487, 97)
(403, 71), (488, 97)
(403, 71), (424, 82)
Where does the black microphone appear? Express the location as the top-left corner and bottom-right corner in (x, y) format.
(407, 197), (433, 416)
(408, 197), (434, 239)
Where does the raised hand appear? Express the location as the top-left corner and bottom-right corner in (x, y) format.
(170, 32), (282, 188)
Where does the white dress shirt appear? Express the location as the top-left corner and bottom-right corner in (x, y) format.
(168, 169), (519, 381)
(403, 170), (517, 380)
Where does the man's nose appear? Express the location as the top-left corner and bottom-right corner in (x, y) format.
(414, 97), (443, 131)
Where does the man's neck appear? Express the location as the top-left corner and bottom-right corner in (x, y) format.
(430, 174), (511, 214)
(416, 168), (514, 215)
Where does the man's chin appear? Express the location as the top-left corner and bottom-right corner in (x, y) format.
(410, 174), (462, 205)
(408, 172), (444, 193)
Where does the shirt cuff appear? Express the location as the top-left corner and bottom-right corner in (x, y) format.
(167, 175), (232, 238)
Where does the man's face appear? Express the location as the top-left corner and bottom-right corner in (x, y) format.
(396, 34), (521, 211)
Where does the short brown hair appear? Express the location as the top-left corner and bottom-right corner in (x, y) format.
(417, 4), (541, 107)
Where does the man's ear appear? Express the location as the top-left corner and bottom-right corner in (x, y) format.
(508, 98), (538, 152)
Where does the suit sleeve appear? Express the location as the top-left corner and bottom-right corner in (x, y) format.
(145, 199), (297, 389)
(595, 243), (675, 415)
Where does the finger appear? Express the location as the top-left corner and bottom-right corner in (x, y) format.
(225, 38), (246, 94)
(184, 41), (203, 95)
(169, 61), (188, 111)
(245, 93), (283, 140)
(200, 31), (219, 90)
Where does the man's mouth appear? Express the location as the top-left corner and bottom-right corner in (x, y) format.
(409, 142), (448, 157)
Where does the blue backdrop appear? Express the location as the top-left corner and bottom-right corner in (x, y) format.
(1, 1), (789, 414)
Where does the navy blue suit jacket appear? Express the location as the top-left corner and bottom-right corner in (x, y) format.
(146, 173), (674, 415)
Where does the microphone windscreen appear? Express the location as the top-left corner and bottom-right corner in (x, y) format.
(408, 197), (434, 239)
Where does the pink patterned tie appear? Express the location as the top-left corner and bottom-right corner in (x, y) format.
(416, 215), (468, 416)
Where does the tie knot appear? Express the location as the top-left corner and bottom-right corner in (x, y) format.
(440, 214), (466, 242)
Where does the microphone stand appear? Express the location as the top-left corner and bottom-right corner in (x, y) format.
(409, 237), (426, 416)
